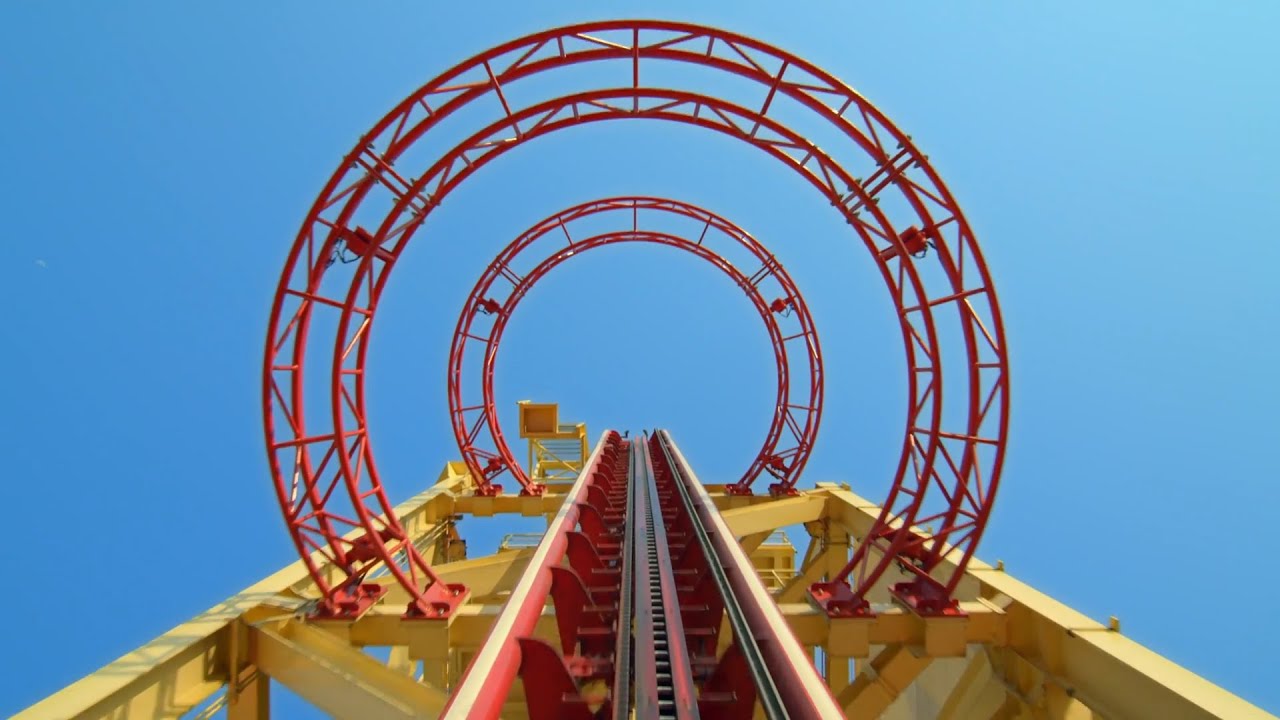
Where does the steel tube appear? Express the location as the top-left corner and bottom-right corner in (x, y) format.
(656, 431), (843, 718)
(441, 430), (619, 719)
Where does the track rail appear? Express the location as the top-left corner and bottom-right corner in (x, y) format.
(633, 437), (700, 718)
(441, 431), (626, 719)
(612, 439), (638, 720)
(652, 431), (844, 718)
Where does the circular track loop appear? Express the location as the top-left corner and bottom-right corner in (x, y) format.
(262, 20), (1009, 613)
(448, 196), (823, 498)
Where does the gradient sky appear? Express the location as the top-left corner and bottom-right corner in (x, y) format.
(3, 2), (1278, 716)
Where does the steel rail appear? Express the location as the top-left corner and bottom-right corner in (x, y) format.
(441, 430), (621, 718)
(650, 433), (786, 720)
(653, 431), (843, 719)
(611, 437), (637, 720)
(633, 436), (700, 719)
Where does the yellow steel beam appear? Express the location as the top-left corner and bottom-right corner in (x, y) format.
(21, 469), (1276, 720)
(14, 602), (236, 719)
(777, 547), (837, 602)
(251, 619), (446, 719)
(964, 564), (1267, 719)
(377, 547), (534, 603)
(838, 645), (932, 717)
(15, 471), (470, 719)
(387, 646), (416, 677)
(226, 666), (270, 720)
(454, 493), (563, 518)
(331, 599), (1003, 660)
(800, 530), (823, 568)
(337, 603), (558, 649)
(813, 483), (1273, 719)
(738, 531), (770, 555)
(825, 653), (851, 699)
(936, 652), (1006, 720)
(719, 494), (825, 537)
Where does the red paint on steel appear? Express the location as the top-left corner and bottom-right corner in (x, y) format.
(700, 644), (756, 720)
(263, 20), (1008, 617)
(631, 436), (700, 717)
(514, 638), (597, 720)
(653, 430), (844, 718)
(449, 197), (821, 497)
(442, 431), (625, 719)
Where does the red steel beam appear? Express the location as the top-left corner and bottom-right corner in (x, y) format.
(632, 436), (700, 717)
(266, 20), (1015, 613)
(655, 430), (843, 718)
(442, 430), (623, 718)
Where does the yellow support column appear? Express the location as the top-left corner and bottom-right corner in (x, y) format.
(826, 653), (851, 700)
(518, 401), (588, 484)
(838, 645), (932, 717)
(251, 620), (447, 719)
(936, 652), (1006, 720)
(226, 669), (270, 720)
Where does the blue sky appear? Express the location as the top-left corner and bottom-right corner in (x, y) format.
(2, 1), (1278, 715)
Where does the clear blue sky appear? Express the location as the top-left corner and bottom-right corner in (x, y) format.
(3, 2), (1277, 716)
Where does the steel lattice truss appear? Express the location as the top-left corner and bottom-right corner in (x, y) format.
(262, 17), (1008, 632)
(449, 197), (823, 498)
(19, 17), (1276, 720)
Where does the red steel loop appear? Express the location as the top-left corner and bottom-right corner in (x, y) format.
(262, 21), (1009, 614)
(448, 196), (822, 497)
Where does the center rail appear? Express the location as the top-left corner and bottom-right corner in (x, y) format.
(650, 431), (843, 719)
(612, 440), (638, 720)
(633, 436), (700, 718)
(649, 433), (785, 719)
(446, 430), (841, 718)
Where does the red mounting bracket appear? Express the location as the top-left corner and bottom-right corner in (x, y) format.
(808, 581), (874, 618)
(890, 578), (966, 617)
(404, 582), (470, 620)
(310, 582), (388, 620)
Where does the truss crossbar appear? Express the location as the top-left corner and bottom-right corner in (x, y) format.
(16, 458), (1273, 719)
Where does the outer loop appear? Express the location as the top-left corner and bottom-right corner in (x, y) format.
(263, 21), (1008, 613)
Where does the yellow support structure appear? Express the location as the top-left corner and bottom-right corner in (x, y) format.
(252, 619), (447, 719)
(16, 470), (1275, 719)
(517, 401), (588, 485)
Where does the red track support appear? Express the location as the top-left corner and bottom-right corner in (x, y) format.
(442, 431), (627, 719)
(631, 437), (700, 718)
(264, 19), (1009, 617)
(449, 197), (822, 497)
(651, 431), (844, 718)
(448, 428), (844, 717)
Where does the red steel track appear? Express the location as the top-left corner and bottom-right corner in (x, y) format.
(443, 430), (627, 718)
(449, 197), (822, 497)
(263, 20), (1008, 619)
(443, 431), (844, 719)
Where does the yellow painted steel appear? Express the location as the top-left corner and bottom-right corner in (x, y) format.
(13, 465), (470, 720)
(839, 645), (933, 716)
(517, 400), (588, 483)
(17, 457), (1276, 719)
(745, 530), (795, 590)
(252, 619), (447, 718)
